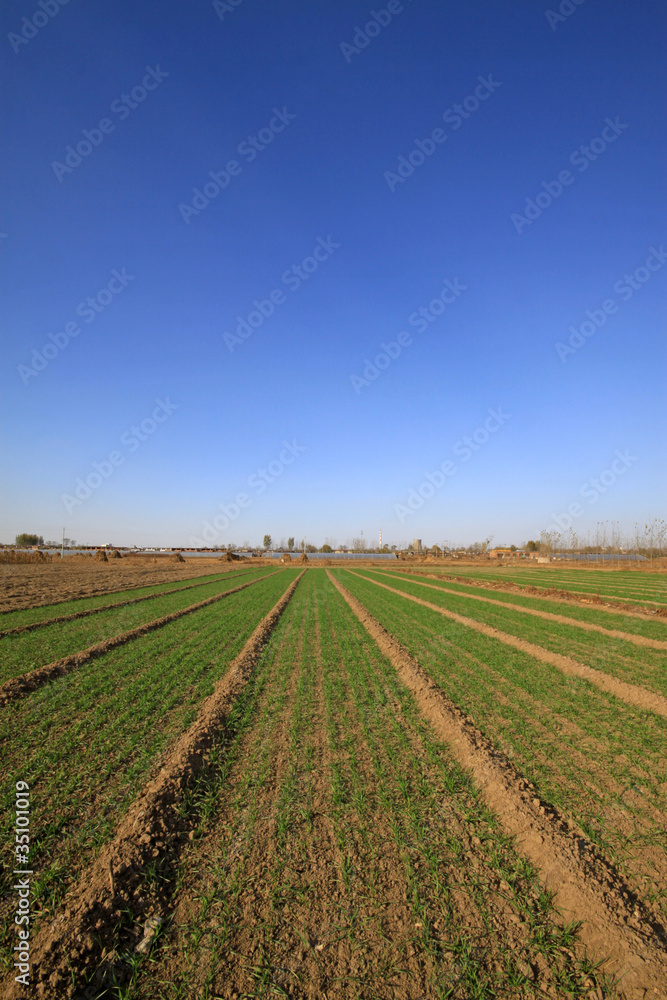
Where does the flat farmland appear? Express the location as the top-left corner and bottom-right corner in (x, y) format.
(1, 565), (666, 999)
(0, 554), (247, 614)
(415, 565), (667, 609)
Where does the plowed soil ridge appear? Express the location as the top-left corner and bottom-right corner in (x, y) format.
(377, 570), (667, 649)
(0, 560), (237, 615)
(327, 571), (667, 999)
(0, 571), (276, 707)
(2, 571), (305, 1000)
(353, 571), (667, 720)
(0, 570), (253, 638)
(416, 570), (667, 619)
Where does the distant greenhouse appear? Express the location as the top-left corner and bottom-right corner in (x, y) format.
(266, 551), (399, 560)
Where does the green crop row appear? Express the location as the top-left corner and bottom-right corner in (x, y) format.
(358, 569), (667, 698)
(0, 570), (298, 975)
(127, 570), (607, 1000)
(0, 569), (272, 684)
(122, 571), (318, 999)
(380, 569), (667, 641)
(0, 565), (262, 631)
(335, 569), (667, 922)
(434, 567), (667, 605)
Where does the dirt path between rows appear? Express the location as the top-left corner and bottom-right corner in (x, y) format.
(0, 569), (254, 638)
(0, 571), (305, 1000)
(327, 571), (667, 1000)
(146, 582), (525, 998)
(350, 571), (667, 721)
(407, 570), (667, 619)
(143, 599), (399, 999)
(374, 570), (667, 649)
(0, 572), (277, 707)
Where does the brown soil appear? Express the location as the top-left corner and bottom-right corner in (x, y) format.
(0, 571), (276, 707)
(352, 572), (667, 720)
(327, 571), (667, 999)
(403, 570), (667, 619)
(0, 569), (255, 638)
(0, 571), (305, 1000)
(0, 558), (241, 614)
(380, 570), (667, 650)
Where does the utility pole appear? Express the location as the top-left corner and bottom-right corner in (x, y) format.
(61, 527), (65, 560)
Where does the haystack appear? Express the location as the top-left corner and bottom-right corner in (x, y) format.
(0, 550), (50, 564)
(109, 549), (122, 559)
(94, 549), (108, 562)
(220, 551), (238, 562)
(171, 552), (185, 562)
(298, 552), (309, 563)
(281, 552), (292, 562)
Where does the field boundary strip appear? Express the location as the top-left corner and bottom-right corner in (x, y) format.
(428, 571), (667, 617)
(2, 570), (305, 1000)
(326, 571), (667, 996)
(349, 571), (667, 720)
(0, 570), (257, 639)
(0, 571), (281, 707)
(0, 564), (246, 616)
(374, 570), (667, 649)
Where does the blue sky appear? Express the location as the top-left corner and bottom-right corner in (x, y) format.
(1, 0), (665, 548)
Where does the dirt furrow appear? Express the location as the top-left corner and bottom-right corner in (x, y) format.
(0, 571), (277, 707)
(351, 571), (667, 720)
(378, 570), (667, 649)
(1, 571), (304, 1000)
(416, 571), (667, 618)
(0, 570), (253, 638)
(327, 571), (667, 999)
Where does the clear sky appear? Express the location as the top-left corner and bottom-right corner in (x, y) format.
(1, 0), (665, 549)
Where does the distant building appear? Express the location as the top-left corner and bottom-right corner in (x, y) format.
(413, 539), (422, 552)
